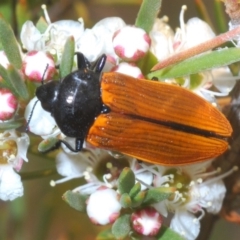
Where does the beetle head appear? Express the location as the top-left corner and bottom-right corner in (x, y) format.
(36, 81), (60, 113)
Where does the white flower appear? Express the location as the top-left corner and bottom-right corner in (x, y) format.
(0, 130), (29, 201)
(112, 25), (151, 62)
(24, 97), (59, 137)
(77, 17), (126, 62)
(0, 165), (24, 201)
(0, 88), (18, 121)
(145, 161), (237, 240)
(22, 51), (56, 82)
(170, 210), (200, 240)
(0, 50), (10, 68)
(86, 187), (121, 225)
(131, 206), (163, 236)
(111, 62), (144, 78)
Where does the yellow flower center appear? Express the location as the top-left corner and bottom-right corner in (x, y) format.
(0, 140), (17, 164)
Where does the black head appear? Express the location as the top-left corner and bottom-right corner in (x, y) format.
(34, 52), (107, 151)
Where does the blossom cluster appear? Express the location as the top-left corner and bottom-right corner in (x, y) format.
(0, 1), (239, 240)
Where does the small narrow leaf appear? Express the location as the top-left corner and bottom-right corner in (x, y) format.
(120, 193), (132, 208)
(156, 226), (185, 240)
(148, 48), (240, 80)
(0, 16), (22, 69)
(62, 190), (88, 212)
(132, 191), (146, 208)
(0, 64), (18, 95)
(118, 167), (135, 194)
(129, 182), (141, 198)
(60, 36), (75, 78)
(112, 214), (131, 239)
(135, 0), (162, 33)
(38, 137), (60, 152)
(143, 187), (174, 205)
(7, 65), (29, 99)
(0, 119), (24, 130)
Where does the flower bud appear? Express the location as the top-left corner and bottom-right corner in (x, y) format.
(22, 51), (56, 82)
(131, 207), (163, 236)
(113, 26), (151, 62)
(111, 62), (144, 78)
(86, 187), (121, 225)
(0, 88), (18, 121)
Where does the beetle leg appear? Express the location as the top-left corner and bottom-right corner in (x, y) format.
(50, 138), (84, 152)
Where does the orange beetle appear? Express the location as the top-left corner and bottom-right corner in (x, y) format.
(35, 53), (232, 165)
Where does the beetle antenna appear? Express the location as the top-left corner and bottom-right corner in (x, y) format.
(75, 52), (91, 70)
(41, 64), (49, 85)
(25, 99), (39, 132)
(91, 54), (107, 73)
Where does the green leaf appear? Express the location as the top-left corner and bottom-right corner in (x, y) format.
(0, 16), (22, 69)
(135, 0), (162, 33)
(137, 51), (158, 76)
(0, 64), (18, 95)
(156, 226), (185, 240)
(38, 137), (60, 152)
(36, 16), (48, 34)
(96, 228), (115, 240)
(118, 167), (135, 194)
(129, 182), (141, 198)
(60, 36), (75, 78)
(112, 214), (131, 240)
(7, 65), (29, 100)
(132, 191), (146, 208)
(143, 187), (174, 205)
(120, 193), (132, 208)
(0, 119), (24, 130)
(62, 190), (88, 212)
(147, 48), (240, 80)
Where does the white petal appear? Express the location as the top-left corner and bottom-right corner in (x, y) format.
(184, 17), (215, 49)
(56, 151), (88, 177)
(24, 97), (57, 136)
(0, 166), (23, 201)
(20, 21), (43, 51)
(170, 210), (200, 240)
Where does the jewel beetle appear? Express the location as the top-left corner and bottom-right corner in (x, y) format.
(35, 52), (232, 165)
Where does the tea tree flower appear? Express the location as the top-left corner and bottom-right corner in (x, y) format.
(0, 130), (29, 200)
(86, 187), (121, 225)
(111, 62), (144, 78)
(22, 51), (56, 82)
(112, 25), (151, 62)
(131, 206), (163, 236)
(0, 89), (18, 121)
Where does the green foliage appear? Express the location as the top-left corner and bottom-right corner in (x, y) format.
(135, 0), (162, 33)
(148, 48), (240, 80)
(156, 226), (185, 240)
(0, 16), (22, 69)
(62, 190), (88, 212)
(60, 36), (75, 78)
(38, 137), (60, 152)
(143, 187), (174, 205)
(118, 167), (135, 194)
(112, 214), (131, 240)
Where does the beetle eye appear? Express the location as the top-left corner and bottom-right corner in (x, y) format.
(36, 81), (60, 112)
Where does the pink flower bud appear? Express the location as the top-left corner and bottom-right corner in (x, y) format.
(86, 187), (121, 225)
(22, 51), (56, 82)
(111, 62), (144, 78)
(131, 207), (163, 236)
(113, 26), (151, 62)
(0, 88), (18, 121)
